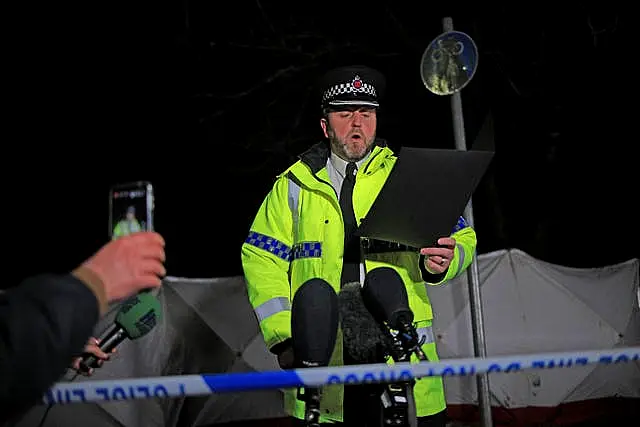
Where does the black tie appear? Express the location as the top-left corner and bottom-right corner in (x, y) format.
(339, 167), (378, 424)
(340, 162), (360, 286)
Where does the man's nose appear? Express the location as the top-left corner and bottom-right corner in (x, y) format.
(351, 113), (362, 126)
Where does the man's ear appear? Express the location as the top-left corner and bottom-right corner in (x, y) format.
(320, 118), (329, 138)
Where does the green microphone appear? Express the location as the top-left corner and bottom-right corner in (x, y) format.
(78, 292), (162, 372)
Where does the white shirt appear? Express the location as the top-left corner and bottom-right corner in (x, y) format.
(326, 150), (371, 199)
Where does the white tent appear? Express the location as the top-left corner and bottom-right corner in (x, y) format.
(428, 249), (640, 423)
(13, 249), (639, 426)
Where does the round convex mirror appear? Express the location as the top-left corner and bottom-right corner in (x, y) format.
(420, 30), (478, 95)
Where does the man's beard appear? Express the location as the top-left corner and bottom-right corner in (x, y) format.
(330, 132), (374, 162)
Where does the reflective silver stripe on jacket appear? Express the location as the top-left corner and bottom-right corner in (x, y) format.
(254, 297), (291, 322)
(455, 242), (465, 275)
(288, 177), (301, 243)
(416, 325), (435, 344)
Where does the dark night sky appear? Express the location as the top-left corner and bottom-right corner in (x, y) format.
(3, 3), (637, 289)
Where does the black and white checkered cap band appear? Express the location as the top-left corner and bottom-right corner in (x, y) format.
(322, 81), (378, 105)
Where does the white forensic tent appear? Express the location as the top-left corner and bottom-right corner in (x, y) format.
(428, 249), (640, 424)
(12, 249), (639, 427)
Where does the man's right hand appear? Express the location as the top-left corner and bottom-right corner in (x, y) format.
(76, 232), (166, 303)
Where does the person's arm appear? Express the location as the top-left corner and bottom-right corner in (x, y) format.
(0, 267), (106, 421)
(241, 175), (295, 362)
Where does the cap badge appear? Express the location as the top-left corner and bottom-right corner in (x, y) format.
(352, 75), (363, 89)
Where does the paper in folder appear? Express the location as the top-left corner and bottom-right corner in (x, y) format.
(355, 146), (494, 249)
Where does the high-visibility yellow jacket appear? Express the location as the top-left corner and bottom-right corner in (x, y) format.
(241, 140), (476, 422)
(112, 219), (141, 240)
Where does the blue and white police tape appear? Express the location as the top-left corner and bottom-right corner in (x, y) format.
(44, 346), (640, 405)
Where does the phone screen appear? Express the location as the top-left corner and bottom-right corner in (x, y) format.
(109, 181), (154, 240)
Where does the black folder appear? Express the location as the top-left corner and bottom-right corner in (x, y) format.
(355, 146), (494, 248)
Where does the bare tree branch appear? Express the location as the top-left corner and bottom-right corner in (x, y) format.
(382, 5), (422, 53)
(195, 42), (354, 102)
(255, 0), (287, 48)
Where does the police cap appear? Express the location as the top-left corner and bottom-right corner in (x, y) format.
(318, 65), (385, 110)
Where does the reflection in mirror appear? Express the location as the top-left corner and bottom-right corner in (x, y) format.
(421, 30), (478, 95)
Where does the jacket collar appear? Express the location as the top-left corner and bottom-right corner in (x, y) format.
(298, 138), (389, 174)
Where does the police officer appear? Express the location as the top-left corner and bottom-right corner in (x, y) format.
(241, 65), (477, 427)
(112, 205), (142, 240)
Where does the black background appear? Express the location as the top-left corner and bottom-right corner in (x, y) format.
(3, 2), (636, 289)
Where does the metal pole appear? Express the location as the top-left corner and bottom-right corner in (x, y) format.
(442, 16), (493, 427)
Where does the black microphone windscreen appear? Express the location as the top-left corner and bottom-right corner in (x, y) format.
(339, 282), (392, 363)
(291, 278), (339, 367)
(362, 267), (413, 328)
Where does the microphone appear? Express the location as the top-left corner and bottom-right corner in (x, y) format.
(362, 268), (424, 427)
(338, 282), (393, 364)
(78, 291), (162, 373)
(291, 278), (339, 427)
(339, 281), (398, 427)
(362, 267), (427, 362)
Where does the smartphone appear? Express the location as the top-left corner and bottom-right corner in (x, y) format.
(109, 181), (154, 240)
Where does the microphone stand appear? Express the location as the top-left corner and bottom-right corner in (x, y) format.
(305, 389), (322, 427)
(298, 386), (321, 427)
(380, 321), (426, 427)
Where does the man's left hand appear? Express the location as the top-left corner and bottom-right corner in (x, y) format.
(420, 237), (456, 274)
